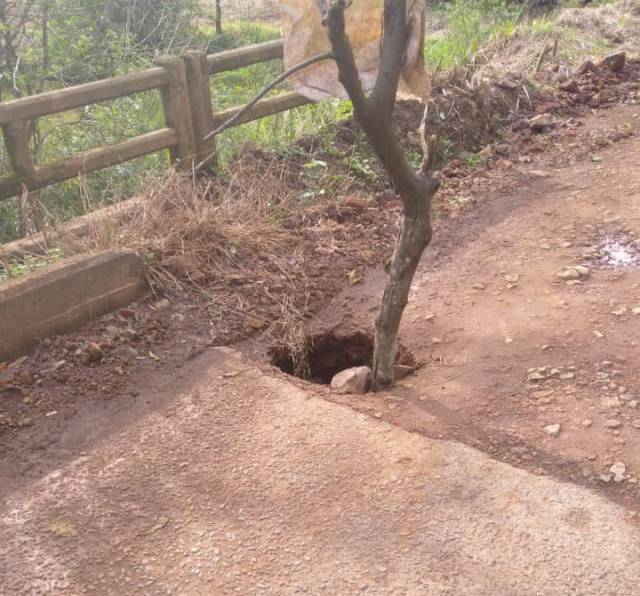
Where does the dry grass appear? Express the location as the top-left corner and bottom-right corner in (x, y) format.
(218, 0), (279, 22)
(82, 153), (297, 284)
(557, 0), (640, 48)
(0, 136), (393, 356)
(485, 0), (640, 78)
(64, 152), (317, 348)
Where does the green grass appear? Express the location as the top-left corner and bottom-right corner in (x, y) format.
(205, 19), (281, 51)
(0, 248), (64, 284)
(528, 17), (558, 36)
(425, 0), (522, 69)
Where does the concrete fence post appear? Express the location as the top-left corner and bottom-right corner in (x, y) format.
(183, 51), (218, 171)
(154, 55), (197, 171)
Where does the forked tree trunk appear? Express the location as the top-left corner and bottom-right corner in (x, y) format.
(323, 0), (439, 390)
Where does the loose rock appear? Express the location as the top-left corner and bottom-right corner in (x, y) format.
(557, 266), (589, 280)
(544, 424), (561, 437)
(610, 462), (627, 483)
(87, 342), (104, 364)
(330, 366), (372, 395)
(600, 52), (626, 73)
(574, 265), (590, 277)
(153, 298), (171, 311)
(528, 371), (547, 383)
(529, 114), (554, 132)
(530, 169), (551, 179)
(557, 268), (581, 280)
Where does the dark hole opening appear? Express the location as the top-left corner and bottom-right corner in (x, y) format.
(269, 331), (415, 385)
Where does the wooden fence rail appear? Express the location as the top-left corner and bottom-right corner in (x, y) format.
(0, 39), (312, 204)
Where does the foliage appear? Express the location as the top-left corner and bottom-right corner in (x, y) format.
(425, 0), (522, 69)
(0, 247), (63, 283)
(0, 5), (327, 244)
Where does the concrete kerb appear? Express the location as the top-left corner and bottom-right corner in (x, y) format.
(0, 250), (147, 363)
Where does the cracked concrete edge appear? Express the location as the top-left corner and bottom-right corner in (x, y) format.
(0, 250), (147, 363)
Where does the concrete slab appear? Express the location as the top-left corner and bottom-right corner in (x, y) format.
(1, 348), (638, 595)
(0, 251), (146, 362)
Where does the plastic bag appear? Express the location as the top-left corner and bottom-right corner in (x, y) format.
(281, 0), (430, 102)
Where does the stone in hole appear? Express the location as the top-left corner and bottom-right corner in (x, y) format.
(269, 331), (415, 385)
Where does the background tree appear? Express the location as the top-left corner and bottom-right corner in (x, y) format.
(320, 0), (439, 389)
(216, 0), (223, 34)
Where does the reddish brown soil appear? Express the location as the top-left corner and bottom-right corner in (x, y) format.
(2, 54), (640, 516)
(278, 102), (640, 514)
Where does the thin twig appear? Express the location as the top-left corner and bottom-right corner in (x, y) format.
(534, 40), (553, 73)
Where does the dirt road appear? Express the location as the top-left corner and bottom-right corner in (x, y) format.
(2, 347), (640, 595)
(4, 99), (640, 593)
(304, 104), (640, 512)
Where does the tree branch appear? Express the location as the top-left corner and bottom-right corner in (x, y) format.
(324, 3), (367, 112)
(369, 0), (406, 117)
(325, 0), (437, 216)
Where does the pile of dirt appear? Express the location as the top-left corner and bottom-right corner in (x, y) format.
(557, 53), (640, 108)
(425, 70), (539, 158)
(388, 0), (639, 163)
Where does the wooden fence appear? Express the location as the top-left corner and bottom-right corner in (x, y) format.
(0, 39), (313, 203)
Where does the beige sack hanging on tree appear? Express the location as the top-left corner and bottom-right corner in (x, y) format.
(281, 0), (430, 102)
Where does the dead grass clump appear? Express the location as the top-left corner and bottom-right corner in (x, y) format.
(83, 153), (300, 288)
(557, 0), (640, 46)
(221, 0), (280, 21)
(71, 154), (315, 347)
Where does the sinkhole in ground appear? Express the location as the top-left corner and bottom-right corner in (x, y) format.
(269, 331), (416, 385)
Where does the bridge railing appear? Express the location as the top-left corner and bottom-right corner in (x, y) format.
(0, 39), (312, 203)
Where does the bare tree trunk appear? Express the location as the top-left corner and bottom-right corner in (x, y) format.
(41, 0), (50, 80)
(215, 0), (222, 35)
(323, 0), (439, 390)
(373, 184), (433, 387)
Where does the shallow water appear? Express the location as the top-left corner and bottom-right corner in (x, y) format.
(598, 236), (640, 268)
